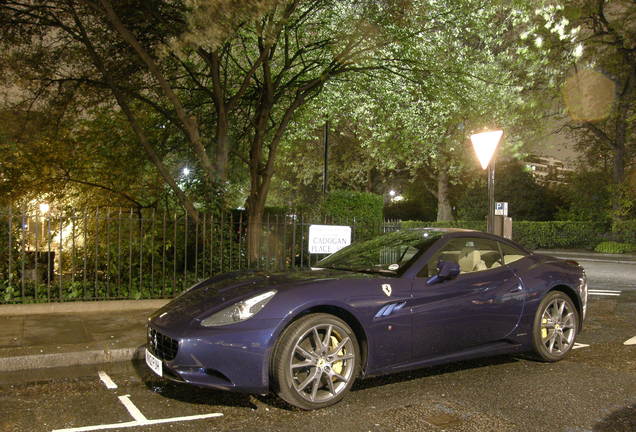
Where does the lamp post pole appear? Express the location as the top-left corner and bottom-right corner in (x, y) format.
(487, 157), (495, 234)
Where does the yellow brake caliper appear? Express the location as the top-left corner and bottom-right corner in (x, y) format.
(541, 318), (548, 339)
(330, 336), (344, 375)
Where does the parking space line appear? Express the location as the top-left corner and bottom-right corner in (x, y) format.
(50, 391), (223, 432)
(97, 371), (117, 390)
(117, 395), (147, 423)
(572, 343), (590, 349)
(624, 336), (636, 346)
(51, 413), (223, 432)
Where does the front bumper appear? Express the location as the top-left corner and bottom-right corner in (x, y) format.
(146, 318), (282, 394)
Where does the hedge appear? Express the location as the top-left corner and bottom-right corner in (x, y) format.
(594, 241), (636, 254)
(611, 219), (636, 243)
(397, 220), (616, 250)
(401, 220), (486, 231)
(511, 221), (607, 250)
(322, 191), (384, 240)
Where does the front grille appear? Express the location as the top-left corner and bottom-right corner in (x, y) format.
(147, 327), (179, 361)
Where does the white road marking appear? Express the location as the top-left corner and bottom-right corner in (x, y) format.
(624, 336), (636, 346)
(588, 289), (621, 297)
(97, 371), (117, 390)
(117, 395), (147, 423)
(50, 413), (223, 432)
(572, 343), (590, 349)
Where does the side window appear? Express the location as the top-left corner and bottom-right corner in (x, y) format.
(420, 237), (504, 277)
(499, 242), (528, 265)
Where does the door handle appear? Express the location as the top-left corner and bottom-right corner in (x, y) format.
(509, 284), (523, 293)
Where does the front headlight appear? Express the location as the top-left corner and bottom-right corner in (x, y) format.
(200, 290), (277, 327)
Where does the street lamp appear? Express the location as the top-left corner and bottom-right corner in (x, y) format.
(39, 203), (50, 214)
(470, 129), (503, 234)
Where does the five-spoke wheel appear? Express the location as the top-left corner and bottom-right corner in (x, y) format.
(273, 313), (359, 410)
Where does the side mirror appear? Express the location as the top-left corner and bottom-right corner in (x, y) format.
(426, 260), (460, 284)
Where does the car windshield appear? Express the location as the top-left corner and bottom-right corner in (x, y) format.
(316, 229), (442, 275)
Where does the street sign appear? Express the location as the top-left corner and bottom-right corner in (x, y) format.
(308, 224), (351, 254)
(495, 202), (508, 216)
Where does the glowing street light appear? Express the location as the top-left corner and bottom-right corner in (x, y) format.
(39, 203), (50, 214)
(182, 167), (191, 177)
(470, 129), (503, 234)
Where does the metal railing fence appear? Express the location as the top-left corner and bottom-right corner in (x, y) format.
(0, 207), (398, 304)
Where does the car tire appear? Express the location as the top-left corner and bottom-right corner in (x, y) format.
(531, 291), (579, 362)
(272, 313), (360, 410)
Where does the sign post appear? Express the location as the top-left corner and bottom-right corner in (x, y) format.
(495, 202), (508, 216)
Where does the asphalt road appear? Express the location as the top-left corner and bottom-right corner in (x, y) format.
(580, 261), (636, 292)
(1, 260), (635, 432)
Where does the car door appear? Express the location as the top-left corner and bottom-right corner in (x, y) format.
(410, 236), (526, 360)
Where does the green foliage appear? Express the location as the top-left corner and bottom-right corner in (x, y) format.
(398, 219), (620, 251)
(594, 241), (636, 254)
(611, 219), (636, 243)
(272, 0), (569, 215)
(608, 183), (636, 221)
(554, 169), (612, 222)
(400, 220), (487, 231)
(456, 162), (559, 221)
(512, 221), (607, 250)
(384, 200), (437, 221)
(321, 191), (384, 240)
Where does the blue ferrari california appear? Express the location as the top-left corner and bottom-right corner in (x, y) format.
(146, 228), (587, 409)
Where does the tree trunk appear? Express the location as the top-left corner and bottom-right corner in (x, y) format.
(613, 143), (625, 185)
(246, 203), (264, 268)
(436, 169), (454, 222)
(215, 116), (230, 181)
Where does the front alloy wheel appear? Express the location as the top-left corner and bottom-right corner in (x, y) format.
(273, 313), (359, 410)
(532, 291), (579, 361)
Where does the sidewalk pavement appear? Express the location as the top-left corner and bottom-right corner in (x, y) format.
(0, 300), (168, 374)
(535, 249), (636, 263)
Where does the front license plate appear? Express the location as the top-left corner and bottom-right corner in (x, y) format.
(145, 348), (162, 377)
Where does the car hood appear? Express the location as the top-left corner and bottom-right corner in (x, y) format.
(149, 268), (374, 327)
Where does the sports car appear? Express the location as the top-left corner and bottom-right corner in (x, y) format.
(145, 228), (587, 410)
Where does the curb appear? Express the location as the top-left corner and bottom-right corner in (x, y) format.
(0, 299), (170, 316)
(536, 250), (636, 260)
(0, 346), (145, 372)
(551, 255), (636, 265)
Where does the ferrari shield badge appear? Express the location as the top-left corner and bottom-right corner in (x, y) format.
(382, 284), (392, 297)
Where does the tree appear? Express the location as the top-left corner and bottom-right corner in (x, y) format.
(272, 0), (573, 221)
(1, 0), (409, 263)
(0, 107), (168, 210)
(537, 1), (635, 216)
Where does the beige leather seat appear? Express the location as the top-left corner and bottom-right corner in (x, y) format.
(504, 255), (525, 264)
(458, 249), (486, 273)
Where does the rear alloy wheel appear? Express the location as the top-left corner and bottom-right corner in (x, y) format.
(532, 291), (579, 361)
(273, 313), (360, 410)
